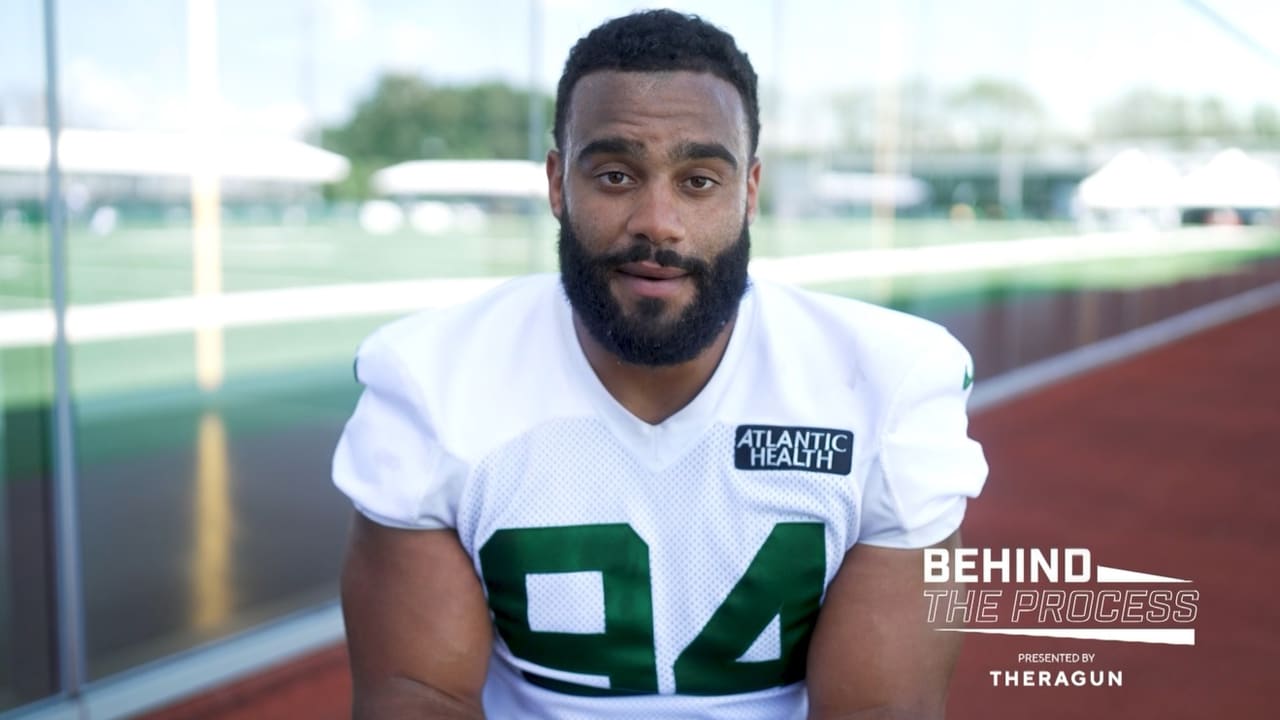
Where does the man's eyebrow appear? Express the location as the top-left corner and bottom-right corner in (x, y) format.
(670, 141), (738, 171)
(576, 137), (646, 164)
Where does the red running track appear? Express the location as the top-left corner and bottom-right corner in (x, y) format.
(947, 301), (1280, 719)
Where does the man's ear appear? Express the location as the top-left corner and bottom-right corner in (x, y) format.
(745, 156), (762, 224)
(546, 149), (565, 221)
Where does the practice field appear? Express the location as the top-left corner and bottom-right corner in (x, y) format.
(2, 217), (1081, 307)
(2, 217), (1277, 486)
(2, 216), (1279, 689)
(2, 218), (1278, 478)
(2, 218), (1278, 412)
(3, 217), (1276, 307)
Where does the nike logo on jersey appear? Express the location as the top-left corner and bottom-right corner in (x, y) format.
(734, 425), (853, 475)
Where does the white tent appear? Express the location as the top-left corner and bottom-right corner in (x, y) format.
(1076, 149), (1181, 210)
(0, 126), (349, 183)
(371, 159), (547, 199)
(1178, 148), (1280, 209)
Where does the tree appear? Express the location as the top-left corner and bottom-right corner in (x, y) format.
(1191, 96), (1237, 137)
(830, 88), (877, 152)
(319, 73), (553, 198)
(829, 78), (1039, 154)
(1253, 104), (1280, 140)
(1091, 89), (1280, 146)
(945, 78), (1046, 151)
(1092, 89), (1192, 144)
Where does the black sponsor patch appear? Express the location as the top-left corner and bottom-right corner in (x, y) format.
(734, 425), (854, 475)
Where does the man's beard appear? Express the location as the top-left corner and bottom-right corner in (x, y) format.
(558, 215), (751, 367)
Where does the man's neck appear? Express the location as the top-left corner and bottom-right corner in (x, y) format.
(572, 313), (737, 426)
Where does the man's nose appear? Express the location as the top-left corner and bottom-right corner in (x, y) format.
(625, 181), (685, 246)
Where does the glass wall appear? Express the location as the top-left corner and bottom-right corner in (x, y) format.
(1, 0), (1278, 715)
(0, 0), (59, 712)
(57, 0), (375, 678)
(52, 0), (545, 683)
(706, 0), (1280, 374)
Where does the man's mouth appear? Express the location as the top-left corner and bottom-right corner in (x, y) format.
(617, 261), (689, 280)
(614, 261), (691, 299)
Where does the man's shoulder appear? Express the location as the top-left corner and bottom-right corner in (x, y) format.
(365, 273), (562, 357)
(353, 272), (567, 414)
(750, 277), (958, 361)
(742, 278), (973, 423)
(352, 273), (577, 460)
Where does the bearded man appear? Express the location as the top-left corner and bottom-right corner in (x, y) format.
(335, 9), (986, 719)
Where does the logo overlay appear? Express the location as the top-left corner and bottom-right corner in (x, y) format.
(923, 547), (1200, 688)
(734, 425), (853, 475)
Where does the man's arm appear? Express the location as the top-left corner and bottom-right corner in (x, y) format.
(805, 531), (964, 720)
(341, 512), (493, 719)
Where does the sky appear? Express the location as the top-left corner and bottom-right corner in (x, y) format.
(1, 0), (1278, 141)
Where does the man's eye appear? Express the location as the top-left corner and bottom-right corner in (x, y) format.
(601, 171), (629, 185)
(686, 176), (716, 190)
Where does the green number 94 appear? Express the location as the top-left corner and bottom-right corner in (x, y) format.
(479, 522), (825, 696)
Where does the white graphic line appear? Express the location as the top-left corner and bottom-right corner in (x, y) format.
(937, 628), (1194, 645)
(1095, 565), (1191, 583)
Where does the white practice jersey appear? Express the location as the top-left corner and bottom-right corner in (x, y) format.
(334, 273), (987, 719)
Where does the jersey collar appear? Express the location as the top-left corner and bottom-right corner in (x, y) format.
(557, 280), (757, 472)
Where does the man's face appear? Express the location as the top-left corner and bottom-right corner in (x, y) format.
(548, 70), (761, 367)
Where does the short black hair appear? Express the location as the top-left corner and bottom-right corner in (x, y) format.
(553, 9), (760, 156)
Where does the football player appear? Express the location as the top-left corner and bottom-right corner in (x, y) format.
(336, 9), (986, 719)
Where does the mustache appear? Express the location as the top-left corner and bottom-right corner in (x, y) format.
(592, 241), (712, 276)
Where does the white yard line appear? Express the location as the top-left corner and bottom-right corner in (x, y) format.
(748, 226), (1265, 284)
(0, 276), (511, 347)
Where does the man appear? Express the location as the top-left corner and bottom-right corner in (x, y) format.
(335, 9), (986, 719)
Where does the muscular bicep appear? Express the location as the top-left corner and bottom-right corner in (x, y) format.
(805, 531), (964, 720)
(341, 512), (493, 718)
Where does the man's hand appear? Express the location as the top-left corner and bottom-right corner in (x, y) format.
(805, 531), (965, 720)
(341, 513), (493, 719)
